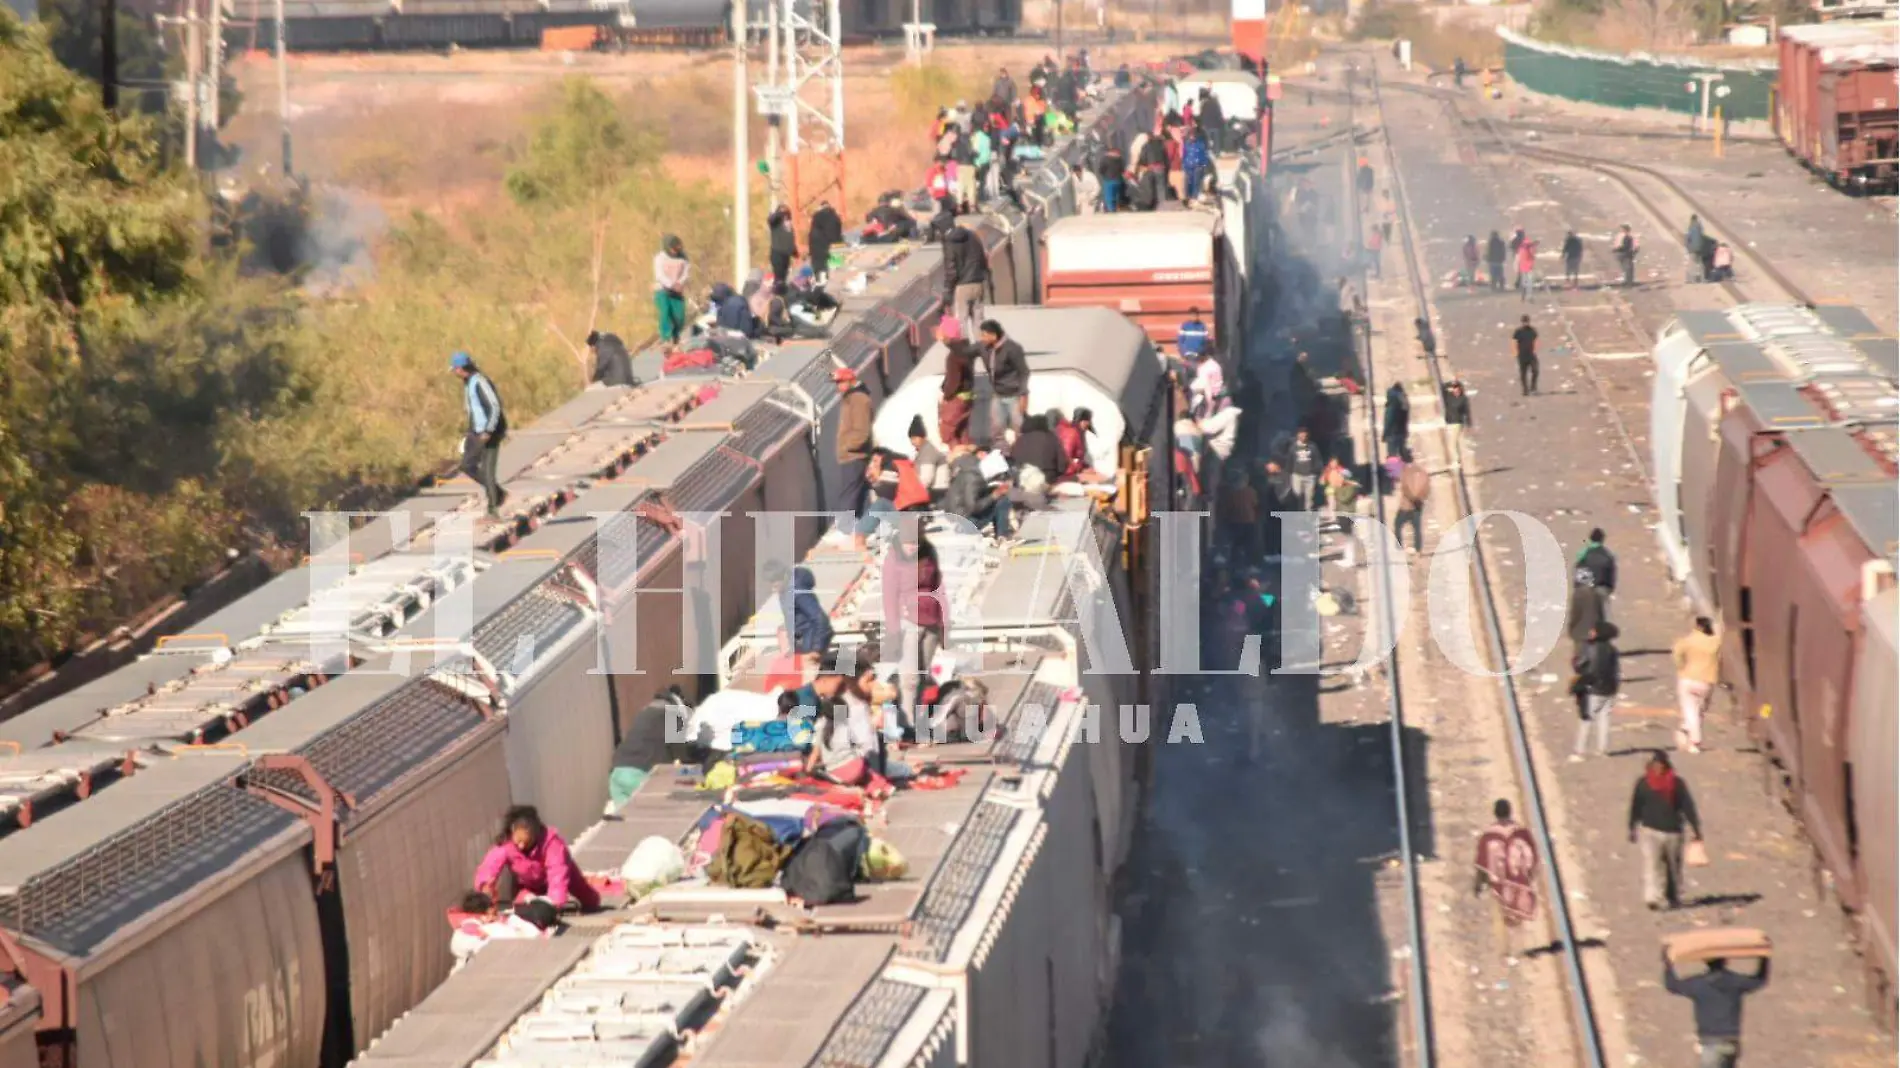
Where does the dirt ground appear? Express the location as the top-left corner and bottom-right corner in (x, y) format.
(1369, 51), (1892, 1068)
(218, 38), (1184, 224)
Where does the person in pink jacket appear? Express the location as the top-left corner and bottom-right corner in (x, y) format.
(473, 806), (600, 912)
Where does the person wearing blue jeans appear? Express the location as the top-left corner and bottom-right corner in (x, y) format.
(1102, 177), (1123, 212)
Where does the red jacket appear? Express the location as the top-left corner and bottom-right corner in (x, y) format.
(882, 548), (945, 630)
(892, 458), (932, 511)
(1054, 419), (1087, 476)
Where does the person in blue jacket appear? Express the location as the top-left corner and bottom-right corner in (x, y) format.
(1182, 126), (1213, 202)
(1178, 308), (1211, 361)
(451, 351), (508, 518)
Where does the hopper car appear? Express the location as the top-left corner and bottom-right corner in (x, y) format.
(0, 83), (1160, 1068)
(350, 308), (1184, 1068)
(1648, 301), (1899, 1020)
(1775, 21), (1900, 192)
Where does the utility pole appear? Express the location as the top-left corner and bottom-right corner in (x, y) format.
(731, 0), (751, 277)
(184, 0), (201, 168)
(102, 0), (119, 109)
(765, 0), (780, 207)
(275, 0), (292, 176)
(206, 0), (223, 130)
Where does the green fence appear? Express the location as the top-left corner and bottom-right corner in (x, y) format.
(1500, 28), (1776, 122)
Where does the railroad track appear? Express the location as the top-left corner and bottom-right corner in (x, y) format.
(1332, 58), (1436, 1068)
(1351, 59), (1612, 1068)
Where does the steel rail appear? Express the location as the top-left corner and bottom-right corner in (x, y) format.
(1337, 59), (1436, 1068)
(1364, 59), (1610, 1068)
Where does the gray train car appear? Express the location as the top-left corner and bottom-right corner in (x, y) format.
(0, 753), (328, 1068)
(232, 655), (509, 1061)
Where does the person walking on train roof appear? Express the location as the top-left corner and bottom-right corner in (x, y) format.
(1484, 230), (1507, 291)
(768, 204), (797, 287)
(1382, 380), (1411, 461)
(1441, 380), (1472, 470)
(653, 235), (691, 345)
(1630, 749), (1704, 909)
(978, 320), (1030, 447)
(1561, 230), (1584, 288)
(1182, 125), (1213, 204)
(971, 123), (995, 206)
(1665, 946), (1767, 1068)
(451, 352), (508, 519)
(475, 806), (599, 912)
(1177, 308), (1211, 360)
(1613, 224), (1640, 286)
(833, 367), (874, 547)
(1096, 139), (1126, 212)
(939, 317), (978, 449)
(1197, 87), (1227, 154)
(808, 199), (843, 288)
(1474, 798), (1538, 961)
(1570, 621), (1621, 759)
(943, 221), (989, 338)
(1673, 617), (1722, 754)
(1512, 315), (1540, 395)
(1460, 234), (1481, 287)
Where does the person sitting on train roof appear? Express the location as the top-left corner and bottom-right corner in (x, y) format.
(710, 282), (759, 340)
(1010, 415), (1067, 487)
(447, 892), (555, 967)
(803, 649), (892, 796)
(586, 330), (636, 388)
(474, 805), (600, 912)
(942, 446), (1016, 540)
(907, 416), (950, 498)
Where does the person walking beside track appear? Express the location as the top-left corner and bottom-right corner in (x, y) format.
(1473, 798), (1538, 961)
(451, 352), (508, 519)
(1484, 230), (1508, 291)
(1575, 527), (1617, 609)
(1561, 230), (1583, 288)
(1382, 380), (1410, 461)
(1570, 621), (1620, 759)
(1512, 315), (1540, 395)
(1394, 456), (1430, 555)
(1673, 617), (1722, 753)
(653, 235), (691, 346)
(1441, 380), (1472, 470)
(1629, 750), (1704, 910)
(1664, 948), (1768, 1068)
(1613, 224), (1640, 286)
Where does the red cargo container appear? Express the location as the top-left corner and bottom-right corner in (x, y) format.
(1776, 22), (1899, 191)
(1039, 210), (1235, 357)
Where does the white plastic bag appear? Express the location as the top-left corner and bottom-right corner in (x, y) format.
(621, 836), (686, 896)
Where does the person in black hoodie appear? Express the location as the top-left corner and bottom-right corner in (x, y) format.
(1196, 88), (1227, 154)
(1485, 230), (1508, 291)
(943, 224), (990, 337)
(1664, 950), (1767, 1067)
(1009, 414), (1066, 485)
(587, 330), (637, 388)
(1561, 230), (1584, 288)
(1381, 380), (1410, 461)
(808, 200), (843, 286)
(767, 206), (797, 286)
(1571, 620), (1620, 759)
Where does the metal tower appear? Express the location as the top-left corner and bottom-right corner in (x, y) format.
(758, 0), (846, 234)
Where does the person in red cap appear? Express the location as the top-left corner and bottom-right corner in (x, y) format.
(937, 317), (977, 448)
(834, 367), (874, 542)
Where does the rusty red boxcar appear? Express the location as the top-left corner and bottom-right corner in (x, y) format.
(1776, 21), (1900, 192)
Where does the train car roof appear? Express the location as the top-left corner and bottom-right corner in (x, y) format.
(872, 305), (1161, 472)
(0, 752), (306, 959)
(1043, 207), (1224, 240)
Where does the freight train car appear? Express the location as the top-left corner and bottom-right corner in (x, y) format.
(1649, 301), (1899, 1023)
(0, 82), (1156, 1068)
(1776, 21), (1900, 192)
(354, 482), (1174, 1068)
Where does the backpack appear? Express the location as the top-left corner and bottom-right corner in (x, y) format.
(780, 818), (868, 905)
(708, 812), (789, 889)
